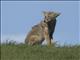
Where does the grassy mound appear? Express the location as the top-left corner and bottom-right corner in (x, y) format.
(1, 44), (80, 60)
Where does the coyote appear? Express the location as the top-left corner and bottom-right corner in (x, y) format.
(25, 11), (60, 46)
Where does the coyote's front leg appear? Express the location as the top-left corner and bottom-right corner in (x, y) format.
(44, 26), (51, 46)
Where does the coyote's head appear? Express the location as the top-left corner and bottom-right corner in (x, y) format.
(43, 11), (60, 22)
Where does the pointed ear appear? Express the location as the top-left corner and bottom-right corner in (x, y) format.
(56, 12), (61, 17)
(43, 11), (46, 14)
(43, 11), (47, 16)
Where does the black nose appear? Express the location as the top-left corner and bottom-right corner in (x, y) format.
(45, 19), (49, 23)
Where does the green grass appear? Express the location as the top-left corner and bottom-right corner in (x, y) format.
(1, 44), (80, 60)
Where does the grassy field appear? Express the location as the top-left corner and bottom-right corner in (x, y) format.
(1, 44), (80, 60)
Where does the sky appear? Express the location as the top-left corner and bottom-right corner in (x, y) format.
(1, 1), (80, 45)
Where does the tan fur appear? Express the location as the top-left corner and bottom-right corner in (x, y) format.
(25, 20), (50, 46)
